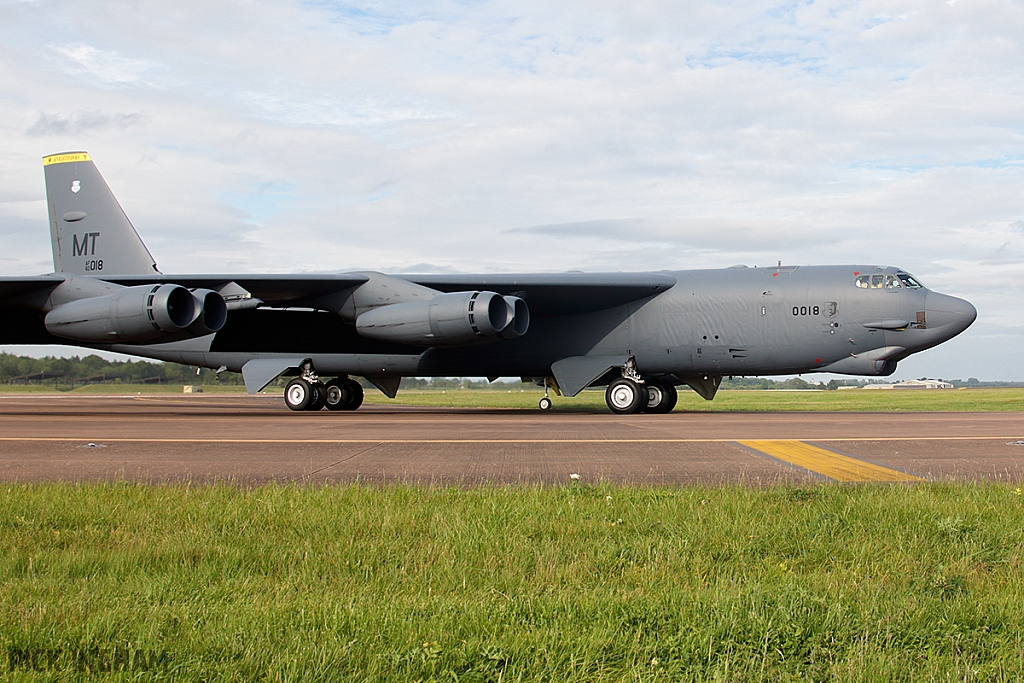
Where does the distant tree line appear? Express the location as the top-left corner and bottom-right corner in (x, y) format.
(2, 353), (1019, 390)
(0, 352), (239, 387)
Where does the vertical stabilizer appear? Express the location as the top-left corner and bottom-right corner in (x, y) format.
(43, 152), (159, 275)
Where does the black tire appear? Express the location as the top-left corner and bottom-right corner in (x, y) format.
(539, 397), (553, 411)
(644, 380), (678, 414)
(284, 378), (312, 411)
(605, 378), (644, 414)
(307, 382), (327, 411)
(342, 378), (364, 411)
(324, 378), (347, 411)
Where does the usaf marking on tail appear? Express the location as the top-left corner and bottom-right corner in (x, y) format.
(71, 232), (100, 258)
(0, 152), (976, 413)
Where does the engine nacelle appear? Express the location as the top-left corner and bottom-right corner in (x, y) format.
(44, 284), (226, 344)
(497, 296), (530, 339)
(355, 290), (529, 346)
(188, 289), (228, 336)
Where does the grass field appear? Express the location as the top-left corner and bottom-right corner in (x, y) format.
(0, 383), (249, 395)
(3, 384), (1022, 412)
(363, 387), (1024, 412)
(3, 483), (1024, 681)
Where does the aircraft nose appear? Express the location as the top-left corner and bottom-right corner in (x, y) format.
(925, 292), (977, 336)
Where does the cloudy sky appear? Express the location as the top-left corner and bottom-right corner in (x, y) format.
(1, 0), (1022, 380)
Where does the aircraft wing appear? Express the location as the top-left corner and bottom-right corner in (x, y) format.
(400, 272), (678, 315)
(104, 273), (370, 306)
(0, 276), (65, 302)
(3, 271), (675, 315)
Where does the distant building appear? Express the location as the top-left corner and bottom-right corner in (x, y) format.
(862, 379), (954, 390)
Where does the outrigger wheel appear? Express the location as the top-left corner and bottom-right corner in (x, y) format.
(538, 377), (555, 411)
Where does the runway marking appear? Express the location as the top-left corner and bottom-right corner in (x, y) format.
(0, 436), (1017, 444)
(737, 440), (924, 483)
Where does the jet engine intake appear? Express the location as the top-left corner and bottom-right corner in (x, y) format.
(44, 284), (227, 344)
(355, 290), (528, 346)
(188, 288), (229, 336)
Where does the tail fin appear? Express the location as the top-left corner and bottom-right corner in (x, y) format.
(43, 152), (159, 276)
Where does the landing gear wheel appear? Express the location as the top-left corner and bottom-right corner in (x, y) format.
(643, 380), (678, 414)
(606, 378), (644, 414)
(343, 378), (364, 411)
(307, 382), (327, 411)
(539, 396), (553, 411)
(323, 377), (364, 411)
(284, 378), (313, 411)
(324, 378), (347, 411)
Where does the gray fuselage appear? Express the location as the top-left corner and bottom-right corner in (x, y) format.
(101, 264), (975, 388)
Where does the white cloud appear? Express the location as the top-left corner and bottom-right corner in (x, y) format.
(50, 44), (162, 86)
(26, 110), (146, 136)
(0, 0), (1022, 378)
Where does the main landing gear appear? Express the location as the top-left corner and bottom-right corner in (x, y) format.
(604, 377), (677, 415)
(284, 376), (363, 411)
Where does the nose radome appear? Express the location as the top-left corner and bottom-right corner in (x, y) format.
(925, 292), (977, 334)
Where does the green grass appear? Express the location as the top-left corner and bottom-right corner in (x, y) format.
(365, 387), (1024, 412)
(2, 384), (1022, 411)
(3, 483), (1024, 681)
(0, 383), (248, 394)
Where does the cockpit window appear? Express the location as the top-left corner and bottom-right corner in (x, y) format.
(854, 274), (885, 288)
(856, 273), (914, 290)
(896, 272), (923, 289)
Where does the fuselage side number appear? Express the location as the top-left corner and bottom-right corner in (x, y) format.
(792, 305), (819, 316)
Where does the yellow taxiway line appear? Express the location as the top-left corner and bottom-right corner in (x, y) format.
(738, 439), (924, 482)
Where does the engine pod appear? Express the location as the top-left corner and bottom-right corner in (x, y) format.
(496, 295), (529, 339)
(188, 288), (229, 336)
(355, 290), (517, 346)
(45, 284), (197, 343)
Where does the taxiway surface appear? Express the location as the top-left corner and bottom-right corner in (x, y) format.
(1, 394), (1022, 485)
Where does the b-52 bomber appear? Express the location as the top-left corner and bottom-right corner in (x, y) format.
(0, 152), (977, 413)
